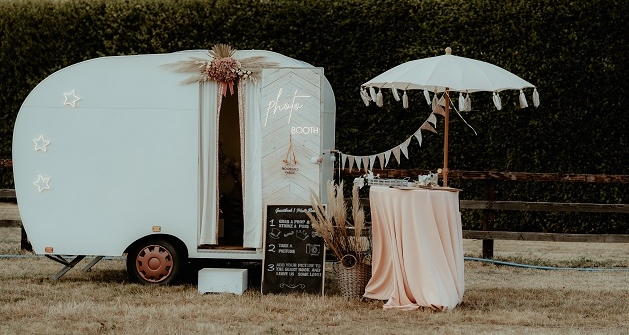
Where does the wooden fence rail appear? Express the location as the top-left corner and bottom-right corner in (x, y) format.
(3, 159), (629, 256)
(343, 169), (629, 258)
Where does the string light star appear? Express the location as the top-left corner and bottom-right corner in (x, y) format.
(33, 135), (51, 152)
(63, 90), (80, 107)
(33, 175), (51, 192)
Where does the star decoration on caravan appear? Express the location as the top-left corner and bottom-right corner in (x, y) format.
(63, 90), (80, 107)
(33, 175), (51, 192)
(33, 135), (51, 152)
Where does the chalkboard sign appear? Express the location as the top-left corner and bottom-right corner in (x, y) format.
(261, 205), (325, 295)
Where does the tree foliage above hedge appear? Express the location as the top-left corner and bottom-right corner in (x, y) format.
(1, 0), (627, 232)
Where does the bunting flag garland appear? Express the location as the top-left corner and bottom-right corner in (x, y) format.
(400, 137), (412, 159)
(432, 103), (445, 116)
(338, 107), (443, 171)
(414, 129), (423, 146)
(437, 95), (446, 107)
(355, 155), (362, 170)
(427, 113), (437, 126)
(392, 146), (401, 165)
(421, 121), (438, 133)
(384, 150), (391, 166)
(362, 156), (370, 172)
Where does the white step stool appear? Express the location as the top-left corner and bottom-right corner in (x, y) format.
(198, 268), (248, 295)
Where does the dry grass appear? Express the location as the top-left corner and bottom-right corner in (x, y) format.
(1, 227), (628, 334)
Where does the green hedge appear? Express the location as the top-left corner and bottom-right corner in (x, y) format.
(1, 0), (628, 233)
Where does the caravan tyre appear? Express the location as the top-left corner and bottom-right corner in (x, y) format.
(127, 239), (183, 285)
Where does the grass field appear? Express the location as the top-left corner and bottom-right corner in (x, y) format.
(1, 227), (628, 334)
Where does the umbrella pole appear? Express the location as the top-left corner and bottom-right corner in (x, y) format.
(443, 88), (450, 187)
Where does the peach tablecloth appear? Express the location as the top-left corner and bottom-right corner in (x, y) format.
(363, 186), (464, 310)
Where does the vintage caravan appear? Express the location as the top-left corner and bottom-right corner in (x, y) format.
(12, 48), (336, 284)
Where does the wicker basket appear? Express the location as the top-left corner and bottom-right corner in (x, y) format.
(336, 255), (372, 299)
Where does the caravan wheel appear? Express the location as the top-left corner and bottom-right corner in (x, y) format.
(127, 239), (183, 285)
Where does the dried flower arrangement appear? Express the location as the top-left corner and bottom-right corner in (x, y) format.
(166, 44), (278, 95)
(305, 181), (369, 267)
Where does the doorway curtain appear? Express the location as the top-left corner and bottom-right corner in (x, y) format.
(198, 81), (263, 248)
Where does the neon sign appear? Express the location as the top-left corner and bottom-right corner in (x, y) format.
(264, 88), (311, 127)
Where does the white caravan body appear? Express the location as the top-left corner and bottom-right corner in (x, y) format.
(13, 50), (335, 265)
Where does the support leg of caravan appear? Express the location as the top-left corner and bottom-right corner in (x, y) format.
(82, 256), (105, 272)
(45, 255), (86, 281)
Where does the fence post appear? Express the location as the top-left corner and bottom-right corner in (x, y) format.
(482, 180), (496, 258)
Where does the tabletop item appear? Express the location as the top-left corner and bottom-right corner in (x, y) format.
(363, 186), (464, 310)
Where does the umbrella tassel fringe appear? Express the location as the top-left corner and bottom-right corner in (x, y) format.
(458, 92), (465, 111)
(376, 89), (383, 107)
(402, 91), (409, 109)
(493, 92), (502, 110)
(533, 88), (540, 107)
(465, 93), (471, 111)
(392, 86), (401, 101)
(519, 90), (529, 108)
(369, 87), (377, 102)
(360, 88), (371, 106)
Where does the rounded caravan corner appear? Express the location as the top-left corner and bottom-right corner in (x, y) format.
(12, 51), (201, 257)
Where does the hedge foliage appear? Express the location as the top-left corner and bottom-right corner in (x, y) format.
(1, 0), (628, 233)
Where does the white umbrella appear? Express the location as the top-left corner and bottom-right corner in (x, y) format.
(362, 47), (539, 186)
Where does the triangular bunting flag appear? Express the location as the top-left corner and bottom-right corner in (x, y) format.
(362, 156), (370, 173)
(355, 156), (362, 170)
(392, 146), (401, 165)
(421, 121), (438, 134)
(414, 129), (423, 146)
(433, 104), (445, 116)
(341, 154), (348, 170)
(400, 137), (411, 159)
(384, 150), (392, 166)
(437, 95), (446, 107)
(427, 113), (437, 125)
(348, 156), (355, 171)
(369, 155), (377, 170)
(377, 153), (385, 169)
